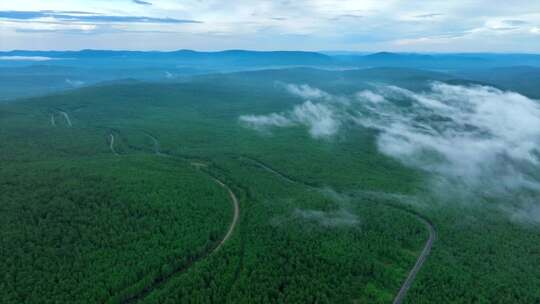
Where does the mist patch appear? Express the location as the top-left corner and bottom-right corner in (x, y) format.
(239, 100), (341, 138)
(293, 208), (359, 227)
(242, 81), (540, 224)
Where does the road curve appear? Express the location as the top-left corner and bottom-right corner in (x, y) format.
(149, 135), (239, 251)
(109, 134), (119, 155)
(392, 216), (436, 304)
(242, 156), (436, 304)
(149, 135), (239, 252)
(116, 136), (240, 303)
(58, 111), (72, 127)
(210, 177), (240, 252)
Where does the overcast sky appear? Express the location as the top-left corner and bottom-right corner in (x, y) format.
(1, 0), (539, 52)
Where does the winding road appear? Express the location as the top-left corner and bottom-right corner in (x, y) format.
(57, 123), (431, 302)
(242, 156), (436, 304)
(148, 135), (239, 253)
(392, 216), (436, 304)
(115, 134), (241, 303)
(59, 111), (72, 127)
(210, 177), (240, 252)
(109, 134), (119, 155)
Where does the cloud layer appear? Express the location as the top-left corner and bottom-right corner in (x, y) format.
(240, 85), (341, 138)
(1, 1), (539, 51)
(285, 83), (331, 100)
(354, 83), (540, 192)
(0, 10), (200, 24)
(242, 81), (540, 223)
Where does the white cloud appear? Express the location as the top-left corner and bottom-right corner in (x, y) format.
(285, 84), (331, 100)
(0, 55), (54, 61)
(65, 79), (85, 86)
(242, 82), (540, 222)
(508, 202), (540, 224)
(239, 113), (293, 130)
(245, 82), (540, 189)
(354, 83), (540, 199)
(240, 83), (342, 138)
(1, 1), (540, 51)
(240, 98), (341, 139)
(293, 101), (340, 138)
(356, 90), (385, 103)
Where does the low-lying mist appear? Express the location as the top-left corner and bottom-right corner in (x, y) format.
(239, 84), (341, 138)
(240, 82), (540, 224)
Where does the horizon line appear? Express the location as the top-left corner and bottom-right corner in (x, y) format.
(1, 49), (540, 55)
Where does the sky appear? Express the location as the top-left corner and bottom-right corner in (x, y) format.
(0, 0), (539, 52)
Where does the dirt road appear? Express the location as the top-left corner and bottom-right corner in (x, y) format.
(242, 156), (436, 304)
(210, 177), (240, 252)
(59, 111), (72, 127)
(109, 134), (119, 155)
(392, 216), (436, 304)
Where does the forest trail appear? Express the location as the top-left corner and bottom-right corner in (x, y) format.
(149, 135), (239, 252)
(115, 136), (240, 304)
(209, 177), (240, 252)
(242, 156), (436, 304)
(59, 111), (72, 127)
(392, 217), (436, 304)
(109, 134), (119, 155)
(241, 156), (296, 184)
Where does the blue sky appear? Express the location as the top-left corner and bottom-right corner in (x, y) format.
(0, 0), (539, 52)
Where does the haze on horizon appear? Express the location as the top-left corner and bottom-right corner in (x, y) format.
(0, 0), (539, 53)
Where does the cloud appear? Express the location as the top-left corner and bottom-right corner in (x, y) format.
(244, 82), (540, 223)
(331, 14), (364, 21)
(353, 83), (540, 216)
(503, 19), (528, 26)
(1, 1), (540, 51)
(0, 55), (54, 61)
(65, 79), (85, 87)
(356, 90), (385, 103)
(394, 33), (466, 46)
(239, 113), (293, 131)
(0, 10), (201, 24)
(240, 100), (340, 139)
(164, 71), (174, 79)
(414, 13), (443, 19)
(507, 202), (540, 224)
(293, 208), (359, 227)
(285, 84), (331, 100)
(292, 101), (340, 138)
(246, 82), (540, 185)
(240, 83), (343, 138)
(132, 0), (152, 5)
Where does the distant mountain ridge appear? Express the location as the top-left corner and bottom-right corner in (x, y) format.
(0, 49), (334, 67)
(2, 50), (540, 101)
(2, 50), (540, 69)
(333, 52), (540, 69)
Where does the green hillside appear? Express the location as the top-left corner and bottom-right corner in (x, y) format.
(1, 68), (539, 303)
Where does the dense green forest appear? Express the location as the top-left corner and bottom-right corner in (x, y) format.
(1, 67), (539, 303)
(1, 156), (232, 303)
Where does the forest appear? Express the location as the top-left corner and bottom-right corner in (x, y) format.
(1, 67), (540, 303)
